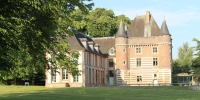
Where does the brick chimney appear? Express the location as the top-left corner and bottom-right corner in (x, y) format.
(146, 11), (150, 23)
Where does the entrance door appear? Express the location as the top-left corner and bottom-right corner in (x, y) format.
(109, 77), (114, 85)
(109, 71), (114, 85)
(154, 80), (158, 86)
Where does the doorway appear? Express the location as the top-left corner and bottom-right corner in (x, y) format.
(109, 71), (114, 85)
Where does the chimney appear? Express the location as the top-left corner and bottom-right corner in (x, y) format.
(88, 41), (94, 51)
(94, 44), (100, 53)
(79, 38), (88, 49)
(146, 11), (150, 23)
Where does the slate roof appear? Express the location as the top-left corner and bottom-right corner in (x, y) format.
(67, 33), (101, 53)
(66, 11), (170, 57)
(127, 15), (161, 37)
(160, 20), (170, 35)
(116, 20), (127, 37)
(92, 37), (115, 56)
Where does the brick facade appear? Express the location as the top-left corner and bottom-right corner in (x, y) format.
(45, 11), (172, 87)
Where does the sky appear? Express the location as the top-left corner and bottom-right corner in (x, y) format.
(91, 0), (200, 59)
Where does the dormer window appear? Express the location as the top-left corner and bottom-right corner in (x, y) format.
(109, 47), (115, 55)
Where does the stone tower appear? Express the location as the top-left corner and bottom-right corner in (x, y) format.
(115, 21), (128, 70)
(160, 19), (172, 69)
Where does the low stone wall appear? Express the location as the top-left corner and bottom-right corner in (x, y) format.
(69, 83), (82, 87)
(45, 83), (69, 88)
(189, 86), (200, 90)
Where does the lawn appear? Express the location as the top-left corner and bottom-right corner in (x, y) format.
(0, 86), (200, 100)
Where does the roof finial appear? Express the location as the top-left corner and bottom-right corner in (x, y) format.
(163, 16), (165, 22)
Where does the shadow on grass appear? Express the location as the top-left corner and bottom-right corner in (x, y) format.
(0, 86), (200, 100)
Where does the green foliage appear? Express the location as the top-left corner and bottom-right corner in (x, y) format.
(72, 8), (131, 37)
(0, 0), (93, 83)
(172, 60), (180, 74)
(173, 42), (193, 74)
(86, 8), (116, 37)
(70, 9), (88, 32)
(192, 38), (200, 75)
(116, 14), (131, 28)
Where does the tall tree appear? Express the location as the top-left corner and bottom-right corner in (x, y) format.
(69, 8), (131, 37)
(70, 9), (88, 32)
(0, 0), (93, 84)
(192, 38), (200, 75)
(116, 14), (131, 27)
(86, 8), (116, 37)
(175, 42), (193, 73)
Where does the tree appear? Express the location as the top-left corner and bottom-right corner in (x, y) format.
(116, 15), (131, 27)
(69, 8), (132, 37)
(192, 38), (200, 75)
(85, 8), (116, 37)
(0, 0), (93, 84)
(172, 60), (180, 74)
(174, 42), (193, 73)
(70, 9), (88, 32)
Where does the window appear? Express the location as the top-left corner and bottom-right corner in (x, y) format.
(73, 75), (79, 82)
(109, 59), (114, 67)
(51, 69), (56, 82)
(62, 68), (68, 80)
(154, 74), (157, 78)
(123, 49), (126, 53)
(153, 47), (157, 53)
(109, 47), (115, 55)
(136, 58), (141, 67)
(137, 76), (142, 82)
(89, 53), (91, 65)
(123, 61), (126, 65)
(136, 48), (141, 53)
(153, 58), (158, 66)
(73, 68), (79, 82)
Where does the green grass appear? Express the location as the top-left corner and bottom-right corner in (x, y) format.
(0, 86), (200, 100)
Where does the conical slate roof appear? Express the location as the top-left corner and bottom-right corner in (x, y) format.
(160, 19), (170, 35)
(116, 20), (127, 37)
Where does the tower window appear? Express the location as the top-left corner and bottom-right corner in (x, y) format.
(123, 49), (126, 53)
(136, 48), (141, 53)
(153, 58), (158, 66)
(136, 58), (141, 67)
(123, 61), (126, 65)
(153, 47), (157, 53)
(137, 76), (142, 82)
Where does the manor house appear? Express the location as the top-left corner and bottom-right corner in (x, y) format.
(45, 11), (172, 87)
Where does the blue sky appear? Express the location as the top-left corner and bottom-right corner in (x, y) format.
(91, 0), (200, 59)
